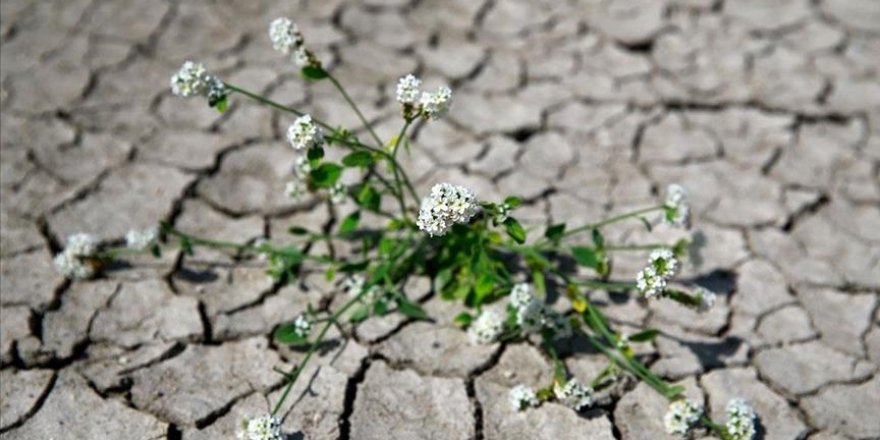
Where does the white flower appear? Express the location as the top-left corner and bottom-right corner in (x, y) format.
(725, 399), (756, 440)
(286, 114), (323, 150)
(269, 17), (303, 54)
(694, 286), (716, 313)
(648, 248), (678, 279)
(125, 228), (158, 251)
(664, 184), (690, 228)
(343, 275), (366, 297)
(494, 203), (511, 224)
(396, 74), (422, 105)
(468, 310), (505, 345)
(285, 179), (307, 201)
(53, 253), (95, 280)
(419, 86), (453, 120)
(417, 183), (478, 237)
(329, 183), (346, 205)
(293, 156), (312, 178)
(254, 238), (271, 261)
(237, 414), (283, 440)
(637, 266), (667, 298)
(65, 233), (97, 257)
(170, 61), (209, 97)
(509, 385), (539, 411)
(54, 233), (99, 280)
(293, 46), (310, 67)
(293, 314), (311, 339)
(553, 379), (593, 411)
(509, 283), (532, 309)
(507, 283), (570, 339)
(664, 399), (703, 435)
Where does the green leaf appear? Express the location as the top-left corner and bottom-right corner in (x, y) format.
(348, 304), (370, 323)
(592, 229), (605, 249)
(309, 163), (343, 188)
(373, 299), (389, 316)
(397, 299), (429, 320)
(342, 151), (374, 167)
(180, 237), (194, 256)
(307, 146), (324, 163)
(301, 65), (329, 80)
(628, 329), (659, 342)
(339, 261), (369, 273)
(544, 223), (566, 242)
(473, 274), (495, 306)
(210, 96), (228, 113)
(288, 226), (310, 236)
(571, 246), (600, 269)
(150, 243), (162, 258)
(273, 323), (307, 345)
(453, 312), (473, 327)
(356, 185), (381, 211)
(503, 196), (522, 208)
(503, 217), (526, 244)
(338, 211), (361, 235)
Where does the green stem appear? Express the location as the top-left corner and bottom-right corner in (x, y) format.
(552, 205), (664, 244)
(271, 295), (359, 415)
(389, 121), (413, 220)
(328, 74), (383, 148)
(605, 243), (668, 251)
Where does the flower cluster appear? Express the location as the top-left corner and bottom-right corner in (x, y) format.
(237, 414), (283, 440)
(509, 283), (572, 340)
(417, 183), (479, 237)
(467, 310), (505, 345)
(286, 115), (323, 151)
(664, 399), (704, 436)
(292, 314), (311, 339)
(664, 184), (690, 228)
(170, 61), (225, 105)
(725, 399), (756, 440)
(636, 249), (679, 298)
(125, 228), (158, 251)
(394, 74), (453, 120)
(54, 233), (99, 280)
(553, 379), (594, 411)
(285, 179), (307, 202)
(269, 17), (314, 68)
(509, 384), (539, 411)
(694, 286), (717, 313)
(329, 183), (347, 205)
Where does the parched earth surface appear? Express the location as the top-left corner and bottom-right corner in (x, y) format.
(1, 0), (879, 439)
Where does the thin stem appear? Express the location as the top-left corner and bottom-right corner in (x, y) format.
(389, 120), (413, 220)
(569, 279), (637, 290)
(328, 74), (383, 147)
(605, 243), (668, 251)
(554, 205), (664, 243)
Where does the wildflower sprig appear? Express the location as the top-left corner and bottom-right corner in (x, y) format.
(60, 17), (754, 439)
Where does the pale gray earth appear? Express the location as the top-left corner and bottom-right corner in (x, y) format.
(1, 0), (879, 439)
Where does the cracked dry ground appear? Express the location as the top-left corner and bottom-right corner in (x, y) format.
(0, 0), (879, 439)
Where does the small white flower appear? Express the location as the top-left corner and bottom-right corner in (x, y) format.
(509, 385), (539, 411)
(125, 228), (158, 251)
(293, 156), (312, 178)
(293, 314), (311, 339)
(329, 183), (346, 205)
(285, 179), (307, 201)
(54, 233), (99, 280)
(396, 74), (422, 105)
(553, 379), (593, 411)
(664, 184), (690, 228)
(663, 399), (703, 435)
(694, 286), (717, 313)
(494, 203), (511, 224)
(419, 86), (453, 120)
(343, 275), (366, 297)
(637, 266), (667, 298)
(269, 17), (303, 55)
(648, 248), (678, 279)
(725, 399), (756, 440)
(293, 46), (311, 67)
(468, 310), (505, 345)
(417, 183), (478, 237)
(254, 238), (271, 261)
(237, 414), (283, 440)
(509, 283), (532, 309)
(65, 233), (97, 257)
(170, 61), (209, 98)
(286, 114), (323, 150)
